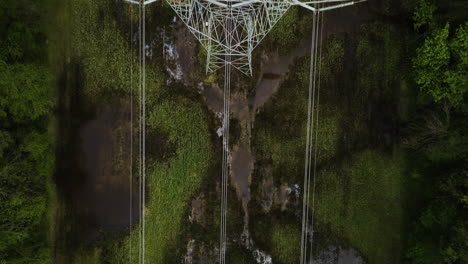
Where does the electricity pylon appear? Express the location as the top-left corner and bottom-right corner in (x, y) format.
(125, 0), (366, 75)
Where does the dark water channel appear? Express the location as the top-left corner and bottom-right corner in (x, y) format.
(55, 63), (139, 252)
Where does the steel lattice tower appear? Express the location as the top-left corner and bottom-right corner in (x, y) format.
(126, 0), (365, 75)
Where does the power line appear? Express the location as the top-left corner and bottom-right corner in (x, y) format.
(129, 2), (134, 263)
(137, 1), (144, 263)
(300, 7), (325, 263)
(308, 9), (324, 263)
(220, 5), (233, 263)
(300, 11), (317, 264)
(141, 2), (147, 263)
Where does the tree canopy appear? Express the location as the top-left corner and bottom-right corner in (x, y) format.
(413, 1), (467, 107)
(0, 0), (54, 263)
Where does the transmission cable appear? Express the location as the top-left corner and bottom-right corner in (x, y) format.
(300, 11), (317, 264)
(141, 2), (147, 263)
(137, 1), (144, 263)
(129, 2), (134, 263)
(220, 6), (232, 264)
(300, 6), (324, 263)
(308, 9), (324, 263)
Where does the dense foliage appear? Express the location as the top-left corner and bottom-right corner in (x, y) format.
(404, 0), (467, 263)
(0, 0), (55, 263)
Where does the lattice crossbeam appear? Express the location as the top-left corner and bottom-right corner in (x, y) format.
(125, 0), (365, 73)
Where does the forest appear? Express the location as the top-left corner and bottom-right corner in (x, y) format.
(0, 0), (55, 263)
(0, 0), (466, 263)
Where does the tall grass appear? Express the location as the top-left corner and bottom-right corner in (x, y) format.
(49, 0), (214, 262)
(143, 100), (212, 263)
(253, 41), (407, 263)
(109, 99), (213, 264)
(314, 149), (406, 264)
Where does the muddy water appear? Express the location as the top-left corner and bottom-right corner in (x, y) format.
(230, 40), (312, 222)
(315, 246), (365, 264)
(231, 144), (254, 219)
(253, 43), (310, 111)
(56, 96), (139, 245)
(198, 38), (312, 212)
(79, 106), (139, 230)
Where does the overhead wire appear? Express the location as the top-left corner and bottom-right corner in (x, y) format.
(227, 11), (231, 264)
(141, 2), (147, 263)
(137, 1), (143, 263)
(300, 10), (317, 264)
(220, 5), (232, 263)
(301, 3), (324, 263)
(308, 7), (324, 263)
(129, 1), (134, 263)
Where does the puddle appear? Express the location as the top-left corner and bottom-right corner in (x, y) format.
(315, 246), (365, 264)
(189, 194), (205, 225)
(231, 146), (253, 210)
(228, 37), (313, 234)
(80, 106), (139, 230)
(56, 103), (139, 244)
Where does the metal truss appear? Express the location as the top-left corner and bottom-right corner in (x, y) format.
(126, 0), (365, 75)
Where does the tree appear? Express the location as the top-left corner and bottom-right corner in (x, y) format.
(406, 170), (468, 264)
(413, 13), (467, 107)
(0, 62), (53, 124)
(413, 0), (436, 30)
(0, 0), (54, 263)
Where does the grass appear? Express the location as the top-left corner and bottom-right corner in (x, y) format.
(46, 133), (58, 264)
(255, 103), (342, 178)
(252, 26), (408, 263)
(142, 99), (212, 263)
(49, 0), (140, 101)
(270, 223), (301, 264)
(314, 149), (406, 264)
(266, 6), (311, 53)
(71, 248), (101, 264)
(104, 98), (213, 264)
(48, 0), (214, 262)
(254, 57), (344, 185)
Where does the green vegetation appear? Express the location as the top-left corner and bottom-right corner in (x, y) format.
(253, 1), (466, 264)
(254, 54), (344, 185)
(356, 22), (403, 101)
(46, 0), (215, 262)
(267, 6), (311, 53)
(270, 223), (301, 264)
(95, 98), (214, 264)
(137, 99), (212, 263)
(66, 0), (134, 100)
(0, 0), (55, 263)
(315, 150), (406, 264)
(403, 1), (468, 263)
(413, 22), (467, 106)
(253, 29), (407, 262)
